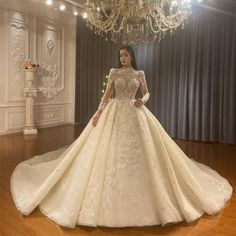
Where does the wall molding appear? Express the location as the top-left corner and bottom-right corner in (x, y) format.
(0, 5), (76, 136)
(6, 105), (66, 131)
(0, 122), (77, 136)
(0, 101), (71, 108)
(36, 19), (65, 99)
(7, 108), (25, 130)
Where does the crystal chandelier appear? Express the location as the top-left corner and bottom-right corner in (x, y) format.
(83, 0), (192, 45)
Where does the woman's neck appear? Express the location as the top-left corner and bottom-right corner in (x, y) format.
(122, 65), (132, 68)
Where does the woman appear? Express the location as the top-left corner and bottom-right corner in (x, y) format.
(91, 46), (148, 127)
(10, 45), (233, 229)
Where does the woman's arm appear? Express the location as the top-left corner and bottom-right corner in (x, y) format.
(97, 68), (115, 113)
(92, 68), (115, 126)
(138, 70), (150, 105)
(140, 71), (150, 104)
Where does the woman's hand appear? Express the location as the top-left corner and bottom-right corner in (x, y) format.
(134, 98), (144, 108)
(92, 114), (99, 127)
(92, 111), (102, 127)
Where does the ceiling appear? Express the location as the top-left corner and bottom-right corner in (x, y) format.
(72, 0), (236, 16)
(0, 0), (235, 21)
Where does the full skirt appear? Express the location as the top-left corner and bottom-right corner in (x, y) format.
(10, 98), (233, 228)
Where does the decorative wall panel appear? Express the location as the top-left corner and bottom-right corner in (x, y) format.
(0, 5), (76, 135)
(36, 20), (64, 99)
(7, 11), (29, 102)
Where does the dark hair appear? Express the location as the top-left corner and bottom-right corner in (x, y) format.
(117, 45), (138, 70)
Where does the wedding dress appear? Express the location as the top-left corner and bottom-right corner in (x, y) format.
(10, 67), (233, 229)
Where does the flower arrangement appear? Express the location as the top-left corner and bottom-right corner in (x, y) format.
(24, 59), (39, 69)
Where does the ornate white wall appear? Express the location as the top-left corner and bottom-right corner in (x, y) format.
(0, 1), (76, 135)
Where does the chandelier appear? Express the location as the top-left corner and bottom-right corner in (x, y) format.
(83, 0), (192, 45)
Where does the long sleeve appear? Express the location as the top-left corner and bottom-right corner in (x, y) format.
(139, 70), (150, 104)
(97, 68), (115, 112)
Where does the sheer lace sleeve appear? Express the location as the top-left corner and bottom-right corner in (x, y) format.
(97, 68), (115, 112)
(139, 70), (150, 104)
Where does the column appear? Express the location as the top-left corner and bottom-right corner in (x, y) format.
(23, 68), (38, 135)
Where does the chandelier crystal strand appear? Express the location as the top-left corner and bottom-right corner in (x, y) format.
(84, 0), (192, 45)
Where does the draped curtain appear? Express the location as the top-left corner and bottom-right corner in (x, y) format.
(75, 5), (236, 144)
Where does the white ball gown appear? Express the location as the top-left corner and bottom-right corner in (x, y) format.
(10, 67), (233, 229)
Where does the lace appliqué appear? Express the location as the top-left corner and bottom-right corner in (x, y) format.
(98, 68), (150, 112)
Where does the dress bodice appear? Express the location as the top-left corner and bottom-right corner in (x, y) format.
(97, 67), (150, 111)
(112, 67), (141, 100)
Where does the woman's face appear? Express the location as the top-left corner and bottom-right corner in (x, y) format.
(119, 49), (132, 67)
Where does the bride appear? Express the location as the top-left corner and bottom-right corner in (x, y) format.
(10, 45), (233, 229)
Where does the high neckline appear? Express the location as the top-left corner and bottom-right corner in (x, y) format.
(120, 66), (134, 70)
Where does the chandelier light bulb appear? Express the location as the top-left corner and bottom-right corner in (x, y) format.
(73, 10), (78, 16)
(82, 12), (88, 19)
(46, 0), (53, 5)
(59, 4), (66, 11)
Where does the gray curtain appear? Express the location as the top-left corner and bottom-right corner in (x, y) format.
(75, 5), (236, 144)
